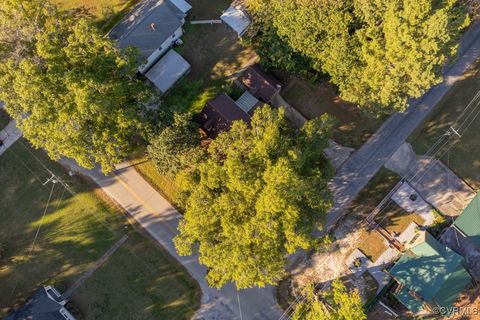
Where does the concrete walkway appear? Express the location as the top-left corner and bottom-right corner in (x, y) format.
(324, 21), (480, 230)
(61, 159), (283, 320)
(0, 120), (22, 157)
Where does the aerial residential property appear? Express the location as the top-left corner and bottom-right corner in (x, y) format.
(1, 0), (480, 319)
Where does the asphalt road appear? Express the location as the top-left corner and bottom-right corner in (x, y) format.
(62, 159), (283, 320)
(325, 21), (480, 229)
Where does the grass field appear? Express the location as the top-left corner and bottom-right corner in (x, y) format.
(52, 0), (140, 31)
(0, 140), (200, 319)
(409, 60), (480, 189)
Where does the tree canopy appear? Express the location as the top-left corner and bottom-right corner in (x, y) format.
(247, 0), (469, 114)
(174, 106), (333, 289)
(292, 280), (366, 320)
(0, 0), (152, 172)
(147, 113), (203, 177)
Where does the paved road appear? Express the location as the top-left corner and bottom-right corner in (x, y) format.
(0, 120), (23, 157)
(61, 160), (283, 320)
(325, 21), (480, 229)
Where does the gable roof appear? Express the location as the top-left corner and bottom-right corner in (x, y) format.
(195, 93), (251, 138)
(454, 192), (480, 246)
(390, 232), (471, 311)
(239, 65), (282, 103)
(109, 0), (185, 59)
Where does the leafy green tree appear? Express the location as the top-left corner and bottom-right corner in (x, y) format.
(0, 0), (152, 172)
(174, 106), (333, 289)
(247, 0), (469, 115)
(147, 113), (203, 177)
(292, 280), (366, 320)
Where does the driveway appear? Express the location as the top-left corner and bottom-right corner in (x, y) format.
(61, 159), (283, 320)
(325, 21), (480, 230)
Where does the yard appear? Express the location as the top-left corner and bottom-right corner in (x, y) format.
(351, 167), (402, 262)
(0, 140), (200, 319)
(409, 60), (480, 189)
(281, 76), (384, 148)
(376, 203), (424, 236)
(51, 0), (140, 32)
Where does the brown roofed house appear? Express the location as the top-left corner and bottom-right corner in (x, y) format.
(195, 93), (251, 138)
(239, 64), (282, 103)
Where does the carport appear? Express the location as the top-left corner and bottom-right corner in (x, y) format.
(145, 49), (191, 94)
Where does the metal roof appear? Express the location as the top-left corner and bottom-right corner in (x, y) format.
(145, 49), (190, 93)
(454, 192), (480, 246)
(390, 232), (471, 311)
(109, 0), (185, 59)
(220, 5), (250, 36)
(169, 0), (192, 13)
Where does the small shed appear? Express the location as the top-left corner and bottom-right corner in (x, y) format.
(195, 93), (251, 138)
(145, 49), (191, 94)
(239, 64), (282, 103)
(389, 231), (471, 314)
(221, 3), (251, 36)
(454, 192), (480, 246)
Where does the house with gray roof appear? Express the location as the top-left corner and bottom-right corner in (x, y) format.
(109, 0), (192, 93)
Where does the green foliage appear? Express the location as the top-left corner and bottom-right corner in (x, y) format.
(174, 106), (333, 289)
(0, 0), (152, 172)
(247, 0), (469, 115)
(147, 113), (203, 177)
(292, 280), (366, 320)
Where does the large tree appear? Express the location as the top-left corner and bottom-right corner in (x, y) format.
(247, 0), (469, 114)
(0, 0), (152, 172)
(292, 280), (366, 320)
(147, 113), (203, 177)
(174, 106), (333, 289)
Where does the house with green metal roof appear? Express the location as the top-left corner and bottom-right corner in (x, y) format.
(389, 231), (471, 314)
(454, 192), (480, 246)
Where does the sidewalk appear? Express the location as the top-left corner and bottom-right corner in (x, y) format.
(0, 120), (22, 157)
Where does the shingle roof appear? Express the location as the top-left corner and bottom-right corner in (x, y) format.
(195, 94), (251, 138)
(390, 232), (471, 312)
(108, 0), (185, 59)
(454, 192), (480, 246)
(239, 65), (282, 103)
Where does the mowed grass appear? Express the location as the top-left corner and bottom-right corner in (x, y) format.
(0, 140), (200, 319)
(409, 60), (480, 189)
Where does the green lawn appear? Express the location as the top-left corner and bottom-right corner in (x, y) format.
(0, 140), (200, 319)
(409, 60), (480, 189)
